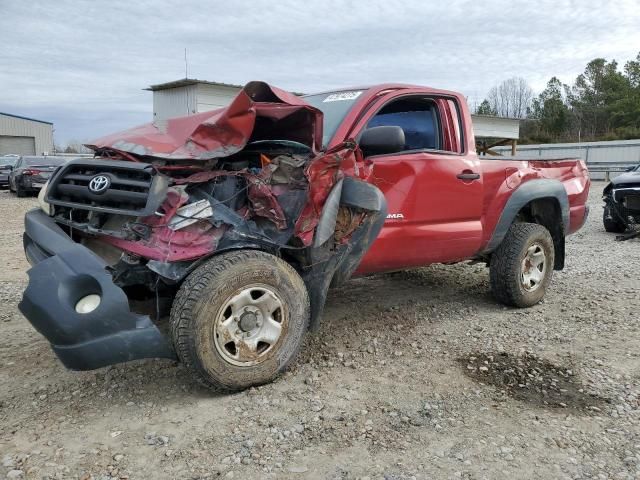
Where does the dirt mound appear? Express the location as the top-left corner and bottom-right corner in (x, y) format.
(460, 351), (607, 411)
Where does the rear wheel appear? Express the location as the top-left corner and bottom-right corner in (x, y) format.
(170, 250), (310, 392)
(490, 222), (555, 307)
(603, 204), (626, 233)
(15, 182), (26, 197)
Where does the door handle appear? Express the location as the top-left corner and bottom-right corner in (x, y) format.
(457, 172), (480, 180)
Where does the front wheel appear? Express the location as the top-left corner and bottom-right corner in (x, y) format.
(603, 204), (626, 233)
(489, 222), (555, 307)
(170, 250), (310, 392)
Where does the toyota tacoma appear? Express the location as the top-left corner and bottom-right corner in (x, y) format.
(19, 81), (590, 391)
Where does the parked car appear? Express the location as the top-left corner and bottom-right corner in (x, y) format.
(602, 164), (640, 233)
(19, 81), (590, 391)
(0, 156), (18, 188)
(9, 156), (68, 197)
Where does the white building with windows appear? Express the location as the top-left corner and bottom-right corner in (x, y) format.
(0, 112), (54, 155)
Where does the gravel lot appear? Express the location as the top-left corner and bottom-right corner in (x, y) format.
(1, 183), (639, 480)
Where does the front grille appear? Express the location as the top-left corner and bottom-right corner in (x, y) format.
(46, 159), (169, 216)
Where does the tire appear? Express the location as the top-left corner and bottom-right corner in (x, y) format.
(170, 250), (310, 392)
(15, 183), (26, 198)
(489, 222), (555, 308)
(603, 204), (626, 233)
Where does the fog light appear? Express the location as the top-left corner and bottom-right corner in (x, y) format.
(75, 294), (101, 314)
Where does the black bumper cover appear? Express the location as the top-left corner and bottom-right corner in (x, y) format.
(19, 209), (176, 370)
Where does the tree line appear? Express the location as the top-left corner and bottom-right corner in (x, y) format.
(475, 51), (640, 143)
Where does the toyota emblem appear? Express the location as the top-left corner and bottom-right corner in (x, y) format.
(88, 175), (110, 194)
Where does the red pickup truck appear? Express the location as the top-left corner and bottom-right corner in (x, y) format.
(19, 82), (590, 391)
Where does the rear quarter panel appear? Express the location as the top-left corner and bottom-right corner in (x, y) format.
(478, 158), (590, 249)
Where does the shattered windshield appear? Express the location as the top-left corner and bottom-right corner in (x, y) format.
(303, 90), (366, 148)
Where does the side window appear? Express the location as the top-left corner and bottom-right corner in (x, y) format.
(367, 97), (440, 151)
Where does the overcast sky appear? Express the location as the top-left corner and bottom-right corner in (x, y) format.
(1, 0), (639, 146)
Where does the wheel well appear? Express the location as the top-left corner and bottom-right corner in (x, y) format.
(515, 197), (565, 270)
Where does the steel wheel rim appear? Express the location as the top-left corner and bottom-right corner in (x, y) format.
(213, 283), (287, 367)
(520, 242), (546, 292)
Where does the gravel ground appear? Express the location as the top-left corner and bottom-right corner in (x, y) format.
(1, 183), (639, 480)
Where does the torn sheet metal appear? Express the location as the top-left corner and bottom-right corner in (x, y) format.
(86, 81), (323, 163)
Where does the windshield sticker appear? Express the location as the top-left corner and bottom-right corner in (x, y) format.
(323, 91), (363, 102)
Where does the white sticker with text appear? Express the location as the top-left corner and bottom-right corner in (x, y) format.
(323, 91), (363, 102)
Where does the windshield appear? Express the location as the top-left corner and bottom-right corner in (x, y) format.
(0, 157), (17, 167)
(303, 90), (366, 147)
(23, 156), (67, 166)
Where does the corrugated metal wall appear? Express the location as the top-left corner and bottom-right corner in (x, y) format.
(0, 114), (54, 154)
(494, 139), (640, 180)
(196, 84), (241, 112)
(153, 85), (197, 120)
(152, 84), (242, 121)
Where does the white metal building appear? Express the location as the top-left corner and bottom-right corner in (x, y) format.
(146, 79), (243, 121)
(0, 112), (54, 155)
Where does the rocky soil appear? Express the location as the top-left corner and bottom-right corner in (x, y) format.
(1, 184), (639, 480)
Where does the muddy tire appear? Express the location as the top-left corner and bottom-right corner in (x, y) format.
(489, 222), (555, 308)
(603, 205), (625, 233)
(170, 250), (310, 392)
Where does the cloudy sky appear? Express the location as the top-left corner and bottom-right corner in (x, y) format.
(1, 0), (639, 146)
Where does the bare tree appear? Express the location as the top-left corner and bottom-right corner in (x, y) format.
(57, 140), (92, 154)
(486, 77), (534, 118)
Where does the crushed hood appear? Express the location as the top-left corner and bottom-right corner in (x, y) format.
(86, 81), (323, 162)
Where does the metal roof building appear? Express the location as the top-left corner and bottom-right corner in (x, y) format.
(0, 112), (54, 155)
(146, 79), (243, 121)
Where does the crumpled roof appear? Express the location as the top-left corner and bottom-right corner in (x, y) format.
(86, 81), (323, 161)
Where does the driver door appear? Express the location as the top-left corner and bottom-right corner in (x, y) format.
(355, 94), (484, 275)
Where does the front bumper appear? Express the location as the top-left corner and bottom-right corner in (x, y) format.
(18, 209), (176, 370)
(609, 187), (640, 224)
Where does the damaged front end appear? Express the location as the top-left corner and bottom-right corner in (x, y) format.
(603, 169), (640, 240)
(19, 81), (386, 370)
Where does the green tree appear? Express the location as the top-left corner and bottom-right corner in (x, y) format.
(476, 99), (496, 115)
(531, 77), (570, 138)
(569, 58), (630, 137)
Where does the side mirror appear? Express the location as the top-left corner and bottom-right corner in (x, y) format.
(359, 126), (405, 156)
(625, 165), (636, 172)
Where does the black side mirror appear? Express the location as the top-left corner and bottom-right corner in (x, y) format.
(359, 126), (405, 156)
